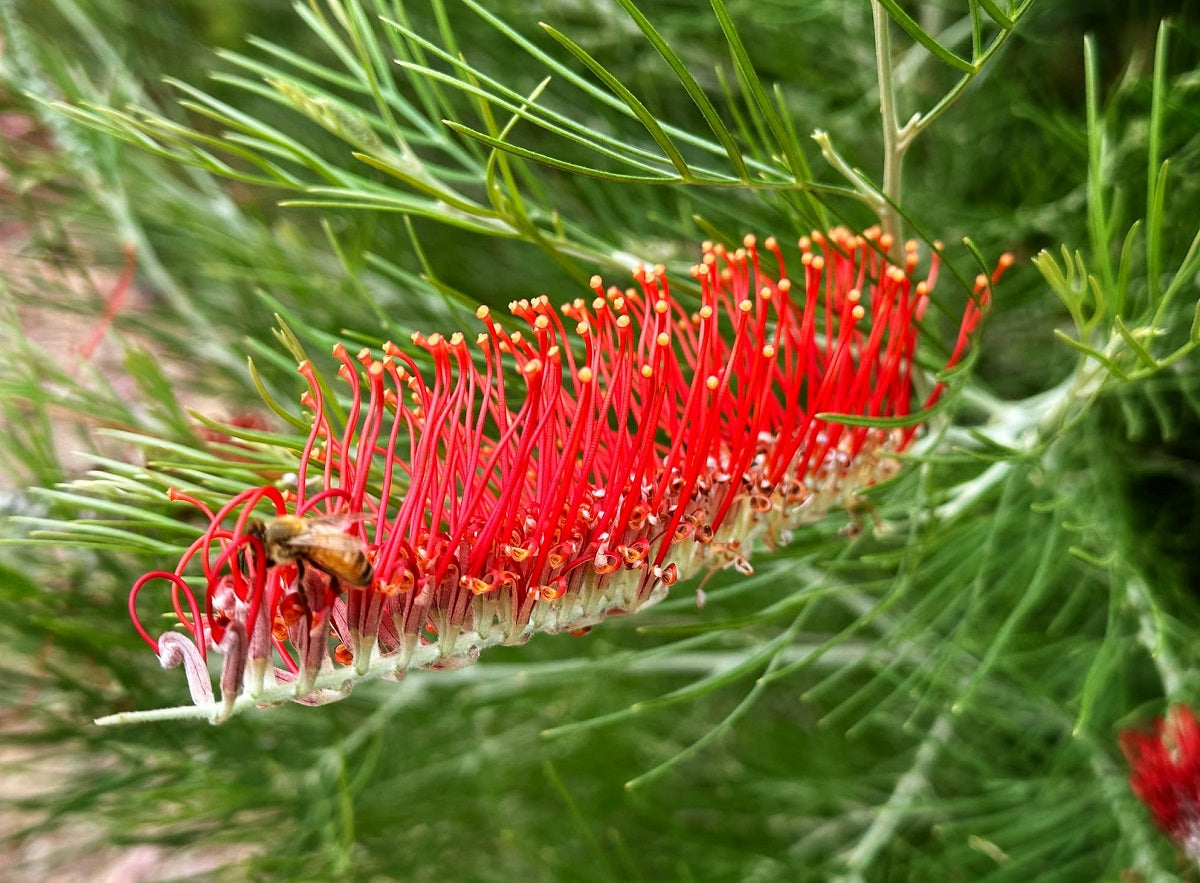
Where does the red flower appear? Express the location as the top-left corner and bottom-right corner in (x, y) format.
(1122, 705), (1200, 862)
(124, 230), (1008, 721)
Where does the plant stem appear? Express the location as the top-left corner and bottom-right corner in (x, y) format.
(832, 712), (954, 881)
(872, 0), (903, 245)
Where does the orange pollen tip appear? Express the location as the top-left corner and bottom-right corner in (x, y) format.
(476, 305), (490, 319)
(640, 365), (653, 378)
(612, 296), (626, 311)
(656, 332), (670, 346)
(699, 305), (713, 319)
(576, 322), (590, 335)
(617, 316), (631, 328)
(449, 332), (464, 346)
(547, 345), (560, 359)
(888, 267), (906, 282)
(916, 282), (928, 295)
(743, 234), (757, 247)
(589, 274), (602, 288)
(578, 366), (594, 382)
(765, 236), (777, 249)
(592, 297), (606, 311)
(510, 332), (523, 344)
(535, 316), (549, 330)
(332, 342), (347, 357)
(811, 256), (825, 270)
(851, 305), (865, 320)
(462, 576), (491, 595)
(759, 286), (772, 301)
(476, 332), (488, 345)
(706, 375), (719, 390)
(523, 358), (543, 375)
(655, 300), (669, 314)
(739, 299), (752, 313)
(879, 234), (894, 251)
(847, 289), (861, 302)
(762, 345), (776, 358)
(999, 253), (1015, 267)
(410, 332), (421, 344)
(369, 361), (384, 376)
(778, 278), (791, 293)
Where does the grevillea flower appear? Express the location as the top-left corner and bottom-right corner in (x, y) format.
(116, 229), (1009, 723)
(1122, 705), (1200, 863)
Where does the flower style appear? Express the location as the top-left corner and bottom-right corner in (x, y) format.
(1122, 705), (1200, 863)
(119, 229), (1008, 723)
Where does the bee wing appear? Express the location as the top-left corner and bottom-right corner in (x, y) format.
(300, 513), (370, 531)
(280, 531), (369, 553)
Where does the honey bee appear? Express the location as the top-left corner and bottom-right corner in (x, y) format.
(247, 515), (374, 588)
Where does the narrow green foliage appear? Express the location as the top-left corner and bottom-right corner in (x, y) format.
(1035, 23), (1200, 397)
(875, 0), (975, 72)
(613, 0), (750, 180)
(1, 2), (1198, 881)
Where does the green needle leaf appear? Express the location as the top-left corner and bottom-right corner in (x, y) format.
(611, 0), (749, 180)
(874, 0), (975, 72)
(539, 22), (692, 179)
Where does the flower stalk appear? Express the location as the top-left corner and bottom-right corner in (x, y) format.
(111, 230), (1005, 724)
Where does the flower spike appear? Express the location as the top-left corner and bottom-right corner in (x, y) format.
(1122, 705), (1200, 864)
(108, 229), (1011, 724)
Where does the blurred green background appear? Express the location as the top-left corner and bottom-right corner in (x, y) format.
(2, 1), (1199, 880)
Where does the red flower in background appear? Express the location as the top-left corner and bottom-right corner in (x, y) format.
(1122, 705), (1200, 863)
(125, 229), (1009, 721)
